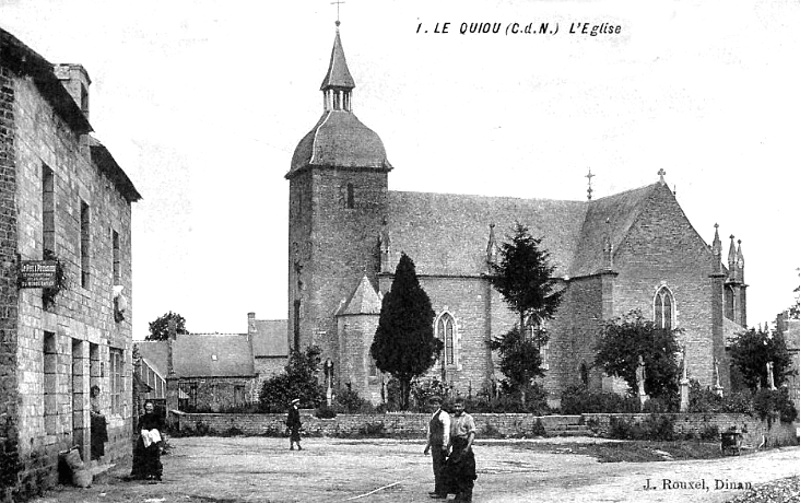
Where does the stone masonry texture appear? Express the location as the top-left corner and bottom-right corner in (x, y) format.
(1, 51), (137, 501)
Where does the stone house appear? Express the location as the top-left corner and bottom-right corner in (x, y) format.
(135, 313), (287, 411)
(1, 28), (140, 501)
(285, 26), (749, 404)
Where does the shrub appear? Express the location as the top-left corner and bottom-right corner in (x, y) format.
(358, 421), (386, 437)
(334, 388), (376, 414)
(642, 395), (678, 413)
(480, 421), (504, 438)
(608, 414), (675, 441)
(195, 421), (211, 436)
(753, 387), (798, 424)
(220, 425), (244, 437)
(560, 385), (639, 414)
(259, 346), (325, 412)
(466, 383), (549, 414)
(314, 404), (337, 419)
(531, 418), (547, 437)
(699, 424), (719, 441)
(410, 378), (453, 412)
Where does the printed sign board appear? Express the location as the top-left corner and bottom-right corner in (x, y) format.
(19, 260), (58, 288)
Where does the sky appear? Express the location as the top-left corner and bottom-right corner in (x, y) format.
(1, 0), (798, 338)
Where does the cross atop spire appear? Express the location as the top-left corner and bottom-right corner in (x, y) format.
(585, 168), (595, 200)
(658, 168), (666, 184)
(331, 0), (345, 26)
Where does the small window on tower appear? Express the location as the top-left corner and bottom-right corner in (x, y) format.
(346, 183), (355, 209)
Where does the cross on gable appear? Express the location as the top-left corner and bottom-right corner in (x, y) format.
(657, 168), (666, 183)
(585, 168), (595, 200)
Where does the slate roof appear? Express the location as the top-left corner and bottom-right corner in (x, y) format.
(0, 27), (92, 134)
(288, 111), (392, 176)
(137, 340), (168, 378)
(320, 30), (355, 90)
(136, 334), (255, 378)
(386, 191), (587, 277)
(88, 137), (143, 202)
(569, 183), (661, 277)
(336, 275), (383, 316)
(386, 183), (682, 280)
(252, 320), (289, 358)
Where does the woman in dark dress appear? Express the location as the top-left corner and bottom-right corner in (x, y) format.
(132, 400), (164, 481)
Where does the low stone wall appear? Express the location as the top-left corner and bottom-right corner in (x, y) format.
(171, 410), (798, 446)
(582, 413), (799, 447)
(172, 411), (580, 438)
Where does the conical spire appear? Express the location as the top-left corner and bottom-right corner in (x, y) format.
(727, 235), (737, 269)
(486, 223), (498, 266)
(736, 239), (744, 282)
(712, 224), (722, 273)
(320, 25), (355, 111)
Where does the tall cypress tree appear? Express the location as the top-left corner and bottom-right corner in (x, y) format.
(371, 253), (441, 410)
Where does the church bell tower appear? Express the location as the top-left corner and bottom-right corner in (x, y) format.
(286, 23), (392, 374)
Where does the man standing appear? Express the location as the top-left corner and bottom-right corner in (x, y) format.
(444, 397), (477, 503)
(286, 398), (303, 450)
(423, 396), (450, 499)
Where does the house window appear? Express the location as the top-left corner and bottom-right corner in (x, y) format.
(43, 331), (57, 434)
(80, 200), (90, 288)
(654, 287), (674, 330)
(112, 230), (120, 285)
(42, 164), (55, 255)
(109, 348), (123, 414)
(436, 313), (456, 365)
(346, 183), (355, 209)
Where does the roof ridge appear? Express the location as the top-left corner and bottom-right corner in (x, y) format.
(589, 182), (660, 203)
(389, 189), (589, 205)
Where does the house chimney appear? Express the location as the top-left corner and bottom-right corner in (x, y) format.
(53, 63), (91, 121)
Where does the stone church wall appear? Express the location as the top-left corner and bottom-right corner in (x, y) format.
(545, 274), (609, 396)
(337, 313), (381, 402)
(289, 168), (388, 374)
(1, 66), (135, 500)
(612, 184), (721, 388)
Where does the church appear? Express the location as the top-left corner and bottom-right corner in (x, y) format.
(285, 25), (748, 404)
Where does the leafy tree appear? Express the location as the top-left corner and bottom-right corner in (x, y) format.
(594, 310), (681, 400)
(259, 345), (325, 412)
(485, 223), (563, 404)
(146, 311), (188, 341)
(489, 326), (548, 405)
(371, 253), (441, 410)
(729, 326), (792, 390)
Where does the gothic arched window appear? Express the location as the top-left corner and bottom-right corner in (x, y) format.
(525, 316), (549, 370)
(436, 313), (456, 365)
(654, 287), (674, 330)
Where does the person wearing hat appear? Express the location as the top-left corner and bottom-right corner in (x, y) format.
(423, 395), (450, 499)
(286, 398), (303, 450)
